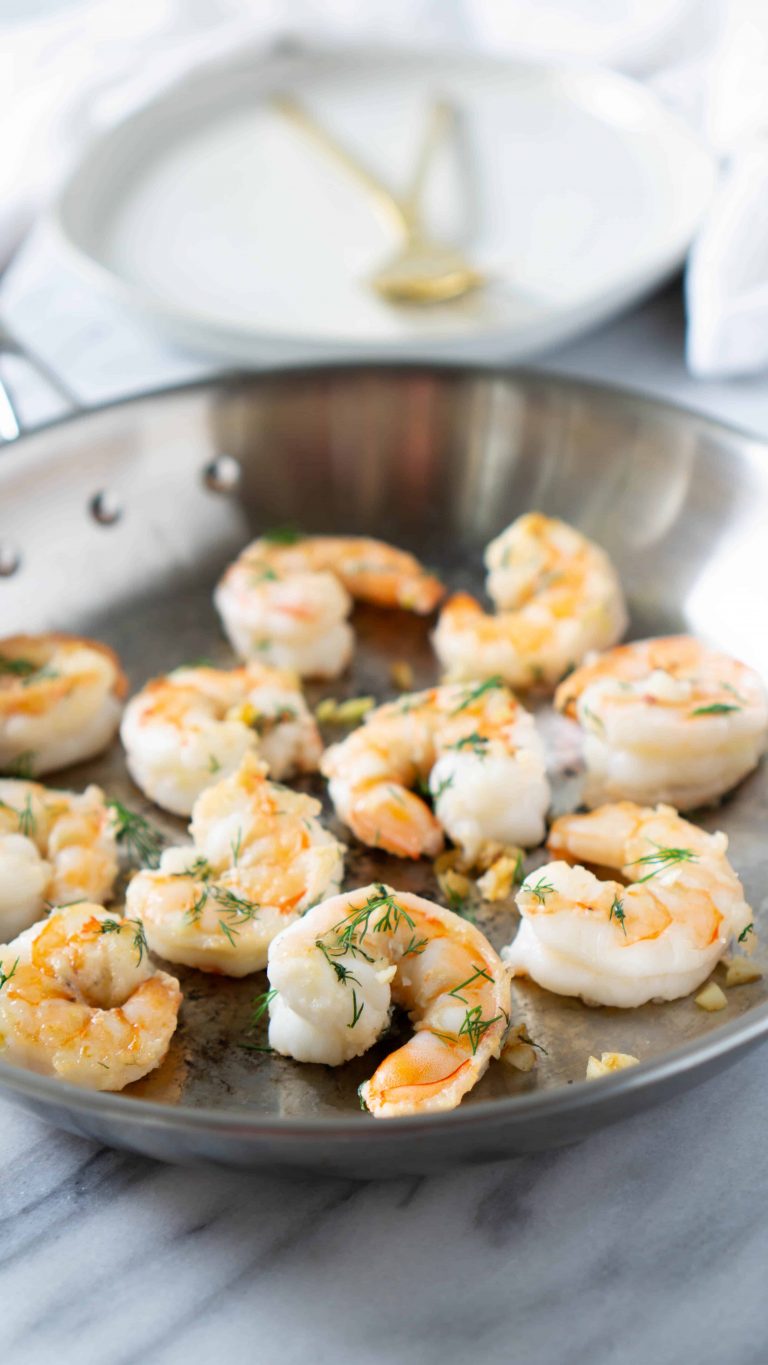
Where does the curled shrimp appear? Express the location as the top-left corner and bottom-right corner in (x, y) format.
(433, 513), (627, 688)
(502, 802), (753, 1007)
(0, 633), (126, 776)
(321, 679), (550, 863)
(0, 778), (118, 939)
(555, 635), (768, 810)
(0, 903), (181, 1090)
(120, 661), (322, 816)
(267, 883), (510, 1117)
(126, 755), (344, 975)
(214, 534), (444, 678)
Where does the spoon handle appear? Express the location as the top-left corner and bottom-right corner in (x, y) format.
(272, 94), (410, 237)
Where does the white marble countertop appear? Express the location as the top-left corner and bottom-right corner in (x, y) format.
(3, 262), (768, 1365)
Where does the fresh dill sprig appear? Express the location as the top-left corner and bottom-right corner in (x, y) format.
(261, 525), (302, 545)
(450, 731), (489, 757)
(108, 801), (164, 868)
(432, 775), (454, 802)
(515, 1027), (548, 1055)
(609, 894), (627, 936)
(628, 843), (697, 882)
(17, 795), (35, 838)
(230, 828), (243, 867)
(251, 988), (278, 1026)
(349, 989), (364, 1029)
(457, 1004), (505, 1056)
(581, 705), (605, 732)
(691, 703), (741, 717)
(526, 876), (555, 905)
(402, 934), (428, 957)
(314, 885), (417, 1029)
(0, 656), (37, 678)
(99, 916), (148, 966)
(739, 922), (754, 943)
(0, 958), (18, 992)
(448, 965), (493, 1003)
(451, 676), (504, 713)
(5, 751), (36, 779)
(721, 681), (747, 703)
(209, 885), (260, 921)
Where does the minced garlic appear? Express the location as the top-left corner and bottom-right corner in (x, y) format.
(725, 958), (763, 988)
(315, 696), (375, 726)
(502, 1023), (542, 1072)
(586, 1051), (639, 1080)
(390, 661), (415, 691)
(477, 851), (524, 902)
(695, 982), (728, 1012)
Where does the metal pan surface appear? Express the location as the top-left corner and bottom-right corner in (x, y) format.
(0, 365), (766, 1176)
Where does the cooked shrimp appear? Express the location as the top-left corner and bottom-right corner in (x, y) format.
(0, 778), (118, 939)
(433, 513), (627, 688)
(321, 679), (550, 863)
(267, 883), (510, 1117)
(0, 903), (181, 1090)
(121, 661), (322, 816)
(215, 534), (444, 678)
(502, 802), (753, 1007)
(555, 636), (768, 810)
(0, 634), (126, 776)
(126, 755), (344, 975)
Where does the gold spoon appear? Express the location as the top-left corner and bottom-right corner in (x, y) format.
(273, 94), (485, 305)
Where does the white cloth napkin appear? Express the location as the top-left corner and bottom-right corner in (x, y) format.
(2, 0), (768, 385)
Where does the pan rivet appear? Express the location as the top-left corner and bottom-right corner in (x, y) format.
(89, 491), (122, 525)
(204, 454), (241, 493)
(0, 545), (20, 576)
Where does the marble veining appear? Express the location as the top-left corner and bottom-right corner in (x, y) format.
(2, 1045), (767, 1365)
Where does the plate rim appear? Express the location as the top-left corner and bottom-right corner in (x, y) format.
(1, 362), (768, 1138)
(50, 43), (717, 360)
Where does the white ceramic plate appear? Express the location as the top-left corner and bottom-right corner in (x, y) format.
(54, 46), (716, 362)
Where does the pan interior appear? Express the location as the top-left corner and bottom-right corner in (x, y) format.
(1, 367), (766, 1121)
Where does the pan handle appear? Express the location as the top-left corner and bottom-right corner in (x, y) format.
(0, 319), (81, 442)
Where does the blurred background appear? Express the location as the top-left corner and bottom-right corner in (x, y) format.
(0, 0), (766, 426)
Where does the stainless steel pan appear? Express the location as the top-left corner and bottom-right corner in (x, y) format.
(1, 364), (766, 1176)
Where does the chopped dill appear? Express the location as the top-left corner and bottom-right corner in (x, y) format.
(526, 876), (555, 904)
(691, 703), (741, 717)
(251, 987), (278, 1026)
(99, 916), (147, 966)
(516, 1027), (548, 1055)
(451, 676), (504, 713)
(609, 894), (627, 936)
(261, 525), (302, 545)
(0, 656), (37, 678)
(457, 1004), (505, 1056)
(582, 705), (605, 733)
(739, 923), (754, 943)
(628, 843), (697, 882)
(448, 965), (493, 1003)
(108, 800), (164, 868)
(348, 989), (364, 1029)
(5, 751), (35, 779)
(432, 774), (454, 802)
(402, 934), (428, 957)
(450, 731), (489, 757)
(17, 795), (35, 838)
(218, 919), (237, 947)
(0, 958), (18, 992)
